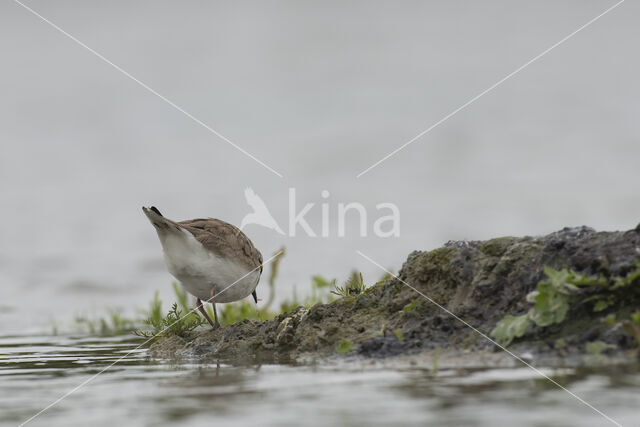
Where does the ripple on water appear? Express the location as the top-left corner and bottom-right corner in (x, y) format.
(0, 334), (639, 427)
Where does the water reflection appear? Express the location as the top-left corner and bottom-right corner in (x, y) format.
(1, 334), (638, 426)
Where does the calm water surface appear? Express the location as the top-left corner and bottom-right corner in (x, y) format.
(1, 334), (639, 427)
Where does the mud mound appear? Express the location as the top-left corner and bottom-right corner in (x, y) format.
(150, 225), (640, 364)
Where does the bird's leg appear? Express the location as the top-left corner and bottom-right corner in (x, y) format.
(210, 288), (221, 329)
(196, 298), (215, 327)
(212, 303), (220, 329)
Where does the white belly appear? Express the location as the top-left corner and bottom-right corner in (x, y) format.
(159, 228), (259, 303)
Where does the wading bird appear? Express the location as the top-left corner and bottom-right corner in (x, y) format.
(143, 206), (263, 328)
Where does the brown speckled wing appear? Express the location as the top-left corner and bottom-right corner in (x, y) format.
(178, 218), (263, 272)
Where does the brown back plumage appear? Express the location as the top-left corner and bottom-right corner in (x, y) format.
(143, 206), (263, 273)
(178, 218), (263, 272)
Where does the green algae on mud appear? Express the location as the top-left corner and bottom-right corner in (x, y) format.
(150, 225), (640, 365)
(490, 262), (640, 347)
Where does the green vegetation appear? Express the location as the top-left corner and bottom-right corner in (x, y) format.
(605, 311), (640, 350)
(331, 272), (366, 297)
(260, 246), (286, 312)
(145, 290), (163, 327)
(491, 261), (640, 347)
(490, 315), (530, 346)
(403, 300), (418, 312)
(219, 301), (261, 325)
(134, 288), (206, 339)
(135, 302), (205, 339)
(74, 309), (138, 336)
(278, 275), (337, 315)
(585, 341), (616, 356)
(336, 338), (352, 355)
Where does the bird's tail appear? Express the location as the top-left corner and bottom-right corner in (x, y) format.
(142, 206), (177, 231)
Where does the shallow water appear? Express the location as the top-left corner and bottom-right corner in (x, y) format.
(1, 334), (638, 427)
